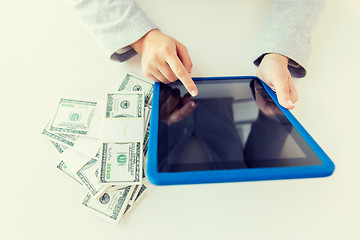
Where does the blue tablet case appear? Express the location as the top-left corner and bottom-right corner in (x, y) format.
(147, 76), (335, 185)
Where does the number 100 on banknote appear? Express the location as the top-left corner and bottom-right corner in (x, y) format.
(100, 92), (144, 185)
(49, 98), (97, 135)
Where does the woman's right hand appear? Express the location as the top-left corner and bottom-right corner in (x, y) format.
(131, 29), (198, 97)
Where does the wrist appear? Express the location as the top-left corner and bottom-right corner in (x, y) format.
(130, 29), (160, 54)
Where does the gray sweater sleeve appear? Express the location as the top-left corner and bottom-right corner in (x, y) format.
(67, 0), (157, 62)
(253, 0), (326, 78)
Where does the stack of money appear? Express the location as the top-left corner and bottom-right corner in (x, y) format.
(42, 74), (154, 224)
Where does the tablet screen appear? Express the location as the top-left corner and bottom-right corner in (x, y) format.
(157, 78), (323, 172)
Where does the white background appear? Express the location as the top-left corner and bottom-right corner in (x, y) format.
(1, 0), (359, 239)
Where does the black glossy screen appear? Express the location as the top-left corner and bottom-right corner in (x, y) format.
(157, 78), (322, 172)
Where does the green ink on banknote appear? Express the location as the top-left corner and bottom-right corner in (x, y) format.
(106, 164), (111, 179)
(69, 113), (80, 122)
(117, 154), (127, 166)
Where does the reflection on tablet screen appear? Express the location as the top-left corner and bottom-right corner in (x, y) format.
(157, 78), (323, 172)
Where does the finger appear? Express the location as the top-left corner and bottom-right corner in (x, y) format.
(143, 69), (160, 83)
(176, 41), (193, 74)
(272, 77), (295, 110)
(168, 100), (197, 125)
(269, 85), (277, 93)
(152, 70), (171, 84)
(288, 78), (299, 103)
(166, 55), (198, 97)
(158, 62), (178, 82)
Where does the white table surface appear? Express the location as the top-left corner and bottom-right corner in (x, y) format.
(1, 0), (359, 239)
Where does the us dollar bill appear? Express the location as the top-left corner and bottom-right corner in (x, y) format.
(118, 74), (154, 105)
(143, 121), (150, 157)
(123, 184), (141, 214)
(127, 184), (141, 205)
(99, 142), (142, 185)
(123, 183), (150, 215)
(81, 185), (135, 224)
(42, 121), (78, 147)
(49, 98), (97, 135)
(43, 121), (101, 159)
(100, 92), (144, 185)
(105, 92), (143, 118)
(134, 183), (148, 203)
(57, 161), (82, 185)
(144, 106), (151, 129)
(76, 158), (107, 197)
(44, 73), (155, 224)
(50, 141), (67, 154)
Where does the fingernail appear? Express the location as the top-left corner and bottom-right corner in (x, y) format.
(191, 101), (196, 107)
(190, 90), (197, 97)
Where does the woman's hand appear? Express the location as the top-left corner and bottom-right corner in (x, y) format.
(131, 29), (198, 97)
(256, 53), (299, 110)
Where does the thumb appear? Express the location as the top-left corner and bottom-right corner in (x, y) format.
(273, 77), (295, 110)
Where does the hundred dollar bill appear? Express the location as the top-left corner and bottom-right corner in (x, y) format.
(50, 141), (67, 154)
(142, 155), (148, 178)
(76, 158), (107, 198)
(49, 98), (97, 135)
(143, 121), (150, 157)
(134, 183), (148, 203)
(94, 148), (101, 159)
(43, 121), (101, 159)
(144, 106), (149, 126)
(123, 183), (150, 215)
(123, 184), (141, 214)
(118, 74), (154, 105)
(123, 202), (132, 215)
(144, 106), (151, 129)
(99, 142), (142, 185)
(127, 184), (141, 205)
(42, 121), (78, 147)
(105, 92), (143, 118)
(57, 161), (82, 185)
(81, 185), (135, 224)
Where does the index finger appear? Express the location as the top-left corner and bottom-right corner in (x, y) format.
(166, 56), (198, 97)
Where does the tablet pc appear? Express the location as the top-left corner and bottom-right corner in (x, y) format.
(147, 76), (335, 185)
